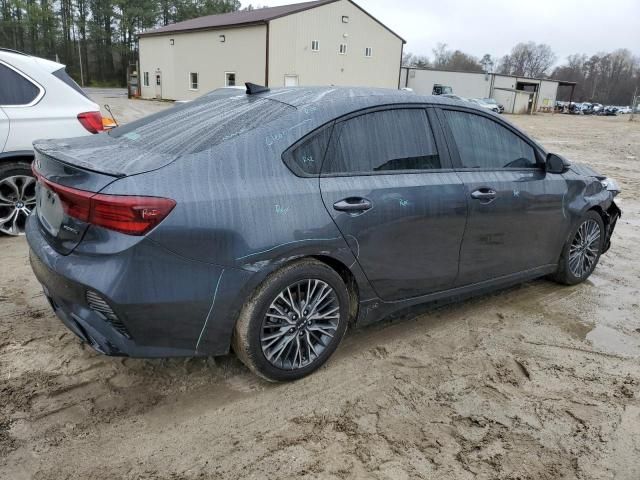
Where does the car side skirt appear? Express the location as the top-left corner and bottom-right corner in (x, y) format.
(357, 264), (558, 325)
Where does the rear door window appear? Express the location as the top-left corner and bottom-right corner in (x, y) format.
(443, 110), (537, 169)
(323, 108), (441, 175)
(0, 63), (41, 106)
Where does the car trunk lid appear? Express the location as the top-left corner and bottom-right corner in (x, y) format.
(32, 148), (118, 254)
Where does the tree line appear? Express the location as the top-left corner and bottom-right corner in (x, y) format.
(404, 42), (639, 105)
(1, 3), (638, 104)
(0, 0), (242, 86)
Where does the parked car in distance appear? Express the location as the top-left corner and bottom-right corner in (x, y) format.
(617, 106), (632, 114)
(0, 48), (103, 236)
(469, 98), (500, 113)
(580, 102), (594, 115)
(432, 84), (453, 95)
(27, 86), (621, 382)
(481, 97), (504, 113)
(598, 106), (618, 116)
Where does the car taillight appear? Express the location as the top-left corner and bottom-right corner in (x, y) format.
(77, 111), (104, 134)
(88, 194), (176, 235)
(32, 166), (175, 235)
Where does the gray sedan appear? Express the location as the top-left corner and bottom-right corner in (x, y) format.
(26, 85), (621, 381)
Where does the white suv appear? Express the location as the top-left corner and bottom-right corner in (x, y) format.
(0, 48), (103, 235)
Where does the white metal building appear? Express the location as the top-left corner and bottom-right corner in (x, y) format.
(400, 67), (575, 114)
(138, 0), (405, 100)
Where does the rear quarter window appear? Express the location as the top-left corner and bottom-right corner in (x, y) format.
(52, 68), (89, 99)
(282, 125), (334, 176)
(0, 62), (41, 106)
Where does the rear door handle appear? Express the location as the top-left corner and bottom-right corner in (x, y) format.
(470, 189), (497, 201)
(333, 197), (372, 213)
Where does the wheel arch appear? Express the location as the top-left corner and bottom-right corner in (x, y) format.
(310, 254), (360, 325)
(243, 253), (361, 325)
(0, 150), (35, 165)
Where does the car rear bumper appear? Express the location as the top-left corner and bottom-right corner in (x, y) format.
(26, 215), (252, 357)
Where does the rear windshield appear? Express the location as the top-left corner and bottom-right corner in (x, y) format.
(109, 91), (295, 155)
(52, 68), (89, 99)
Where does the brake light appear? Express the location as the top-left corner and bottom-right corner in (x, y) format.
(77, 111), (104, 134)
(89, 194), (176, 235)
(32, 166), (175, 235)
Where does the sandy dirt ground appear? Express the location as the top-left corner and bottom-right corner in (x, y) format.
(1, 97), (639, 479)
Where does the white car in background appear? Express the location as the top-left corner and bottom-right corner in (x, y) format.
(617, 106), (632, 114)
(469, 98), (501, 113)
(0, 48), (103, 235)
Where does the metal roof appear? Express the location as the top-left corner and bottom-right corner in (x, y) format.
(138, 0), (405, 42)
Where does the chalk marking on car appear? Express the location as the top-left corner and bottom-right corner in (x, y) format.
(195, 269), (225, 352)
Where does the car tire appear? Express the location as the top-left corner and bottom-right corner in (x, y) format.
(233, 258), (350, 382)
(0, 160), (36, 236)
(552, 210), (605, 285)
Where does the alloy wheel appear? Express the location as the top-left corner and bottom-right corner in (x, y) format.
(0, 175), (36, 236)
(260, 279), (341, 370)
(568, 219), (601, 278)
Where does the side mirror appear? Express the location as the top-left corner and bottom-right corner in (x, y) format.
(546, 153), (570, 174)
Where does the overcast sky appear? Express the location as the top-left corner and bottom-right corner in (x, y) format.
(255, 0), (640, 64)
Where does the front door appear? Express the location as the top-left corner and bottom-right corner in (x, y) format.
(154, 72), (162, 99)
(320, 107), (467, 301)
(0, 107), (8, 151)
(440, 108), (567, 285)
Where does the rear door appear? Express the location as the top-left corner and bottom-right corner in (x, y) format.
(319, 106), (468, 301)
(438, 108), (567, 285)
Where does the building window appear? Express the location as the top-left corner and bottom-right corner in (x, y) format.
(225, 72), (236, 87)
(342, 15), (349, 23)
(170, 38), (174, 45)
(189, 72), (199, 90)
(339, 43), (347, 55)
(143, 72), (149, 87)
(219, 34), (226, 43)
(365, 47), (372, 58)
(311, 40), (319, 52)
(284, 75), (299, 87)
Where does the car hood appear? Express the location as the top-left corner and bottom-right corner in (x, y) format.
(568, 162), (605, 179)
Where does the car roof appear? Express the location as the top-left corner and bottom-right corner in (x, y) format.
(251, 86), (478, 111)
(0, 48), (65, 73)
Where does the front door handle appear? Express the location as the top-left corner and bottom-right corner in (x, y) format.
(333, 197), (372, 213)
(470, 189), (497, 201)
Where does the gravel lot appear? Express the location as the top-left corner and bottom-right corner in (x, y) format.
(1, 95), (639, 479)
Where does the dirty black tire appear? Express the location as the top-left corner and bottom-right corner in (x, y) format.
(552, 210), (605, 285)
(0, 160), (35, 236)
(233, 258), (350, 382)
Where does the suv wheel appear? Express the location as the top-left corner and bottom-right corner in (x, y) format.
(233, 259), (350, 382)
(0, 161), (36, 236)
